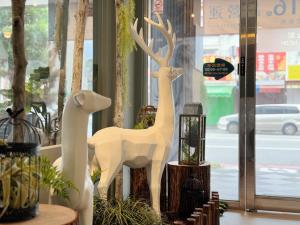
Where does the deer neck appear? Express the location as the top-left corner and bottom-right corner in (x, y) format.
(61, 99), (89, 191)
(154, 73), (174, 134)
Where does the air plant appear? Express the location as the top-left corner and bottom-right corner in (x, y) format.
(0, 154), (77, 218)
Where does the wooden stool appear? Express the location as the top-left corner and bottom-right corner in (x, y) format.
(1, 204), (78, 225)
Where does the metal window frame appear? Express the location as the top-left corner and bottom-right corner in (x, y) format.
(240, 0), (300, 213)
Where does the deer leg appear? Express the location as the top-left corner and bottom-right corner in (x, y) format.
(97, 162), (122, 199)
(94, 143), (123, 199)
(149, 161), (164, 215)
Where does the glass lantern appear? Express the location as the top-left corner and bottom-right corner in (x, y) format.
(0, 109), (41, 222)
(178, 103), (206, 165)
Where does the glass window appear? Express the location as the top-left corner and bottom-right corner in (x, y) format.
(285, 106), (299, 114)
(148, 0), (240, 200)
(0, 0), (93, 145)
(262, 106), (285, 114)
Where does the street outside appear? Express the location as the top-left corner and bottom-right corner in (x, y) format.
(206, 127), (300, 200)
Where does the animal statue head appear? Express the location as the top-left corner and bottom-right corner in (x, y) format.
(73, 90), (111, 113)
(131, 13), (183, 81)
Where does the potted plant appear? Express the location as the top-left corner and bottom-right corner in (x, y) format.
(93, 196), (167, 225)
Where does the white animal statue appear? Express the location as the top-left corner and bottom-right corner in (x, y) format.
(88, 14), (183, 214)
(53, 90), (111, 225)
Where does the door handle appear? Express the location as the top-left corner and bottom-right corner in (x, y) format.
(238, 56), (246, 77)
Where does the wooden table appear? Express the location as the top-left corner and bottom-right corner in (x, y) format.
(1, 204), (79, 225)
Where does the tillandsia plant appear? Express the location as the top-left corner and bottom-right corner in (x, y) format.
(93, 196), (168, 225)
(0, 153), (77, 218)
(0, 155), (39, 218)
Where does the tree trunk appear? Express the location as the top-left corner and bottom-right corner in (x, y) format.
(71, 0), (89, 93)
(11, 0), (27, 142)
(168, 161), (211, 215)
(57, 0), (69, 115)
(54, 0), (70, 144)
(112, 0), (125, 201)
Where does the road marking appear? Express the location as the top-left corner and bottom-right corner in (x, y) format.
(206, 145), (300, 151)
(206, 134), (300, 142)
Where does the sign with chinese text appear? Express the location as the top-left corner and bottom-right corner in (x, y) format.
(203, 58), (234, 80)
(256, 52), (286, 73)
(203, 56), (236, 81)
(204, 0), (300, 35)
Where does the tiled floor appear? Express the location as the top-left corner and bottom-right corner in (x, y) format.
(221, 210), (300, 225)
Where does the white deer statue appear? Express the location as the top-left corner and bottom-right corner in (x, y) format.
(53, 90), (111, 225)
(88, 14), (183, 214)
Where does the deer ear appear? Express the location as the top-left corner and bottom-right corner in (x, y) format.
(73, 92), (85, 107)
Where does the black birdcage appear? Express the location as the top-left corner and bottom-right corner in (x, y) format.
(179, 103), (206, 165)
(0, 108), (40, 222)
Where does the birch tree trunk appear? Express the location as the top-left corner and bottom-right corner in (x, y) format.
(71, 0), (89, 93)
(11, 0), (27, 142)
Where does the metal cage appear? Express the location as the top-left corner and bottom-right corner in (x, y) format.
(0, 114), (40, 222)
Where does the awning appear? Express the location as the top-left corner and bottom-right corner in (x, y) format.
(206, 86), (234, 97)
(259, 85), (282, 93)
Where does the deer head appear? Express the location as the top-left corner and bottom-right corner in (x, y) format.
(73, 90), (111, 113)
(131, 13), (183, 80)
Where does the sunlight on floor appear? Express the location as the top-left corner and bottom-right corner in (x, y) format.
(221, 210), (300, 225)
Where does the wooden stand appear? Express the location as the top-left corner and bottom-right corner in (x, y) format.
(168, 161), (210, 214)
(0, 204), (78, 225)
(130, 167), (167, 211)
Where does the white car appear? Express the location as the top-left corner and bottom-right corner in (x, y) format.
(217, 104), (300, 135)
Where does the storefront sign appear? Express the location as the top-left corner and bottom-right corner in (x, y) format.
(256, 52), (286, 73)
(203, 58), (234, 80)
(204, 0), (300, 35)
(288, 65), (300, 80)
(153, 0), (164, 14)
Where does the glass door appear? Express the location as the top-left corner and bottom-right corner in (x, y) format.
(148, 0), (241, 206)
(147, 0), (300, 212)
(244, 0), (300, 212)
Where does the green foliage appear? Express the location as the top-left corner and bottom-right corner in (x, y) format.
(0, 6), (48, 75)
(116, 0), (136, 102)
(219, 201), (228, 216)
(91, 169), (102, 185)
(0, 155), (77, 218)
(133, 114), (156, 129)
(0, 6), (49, 112)
(40, 156), (77, 201)
(0, 66), (49, 112)
(93, 196), (167, 225)
(133, 106), (156, 129)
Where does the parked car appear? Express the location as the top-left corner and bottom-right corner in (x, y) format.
(217, 104), (300, 135)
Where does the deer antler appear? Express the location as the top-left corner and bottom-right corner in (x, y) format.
(131, 13), (176, 67)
